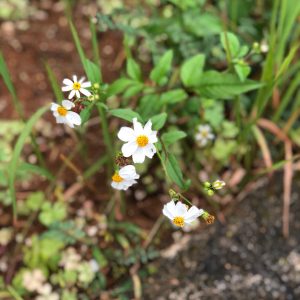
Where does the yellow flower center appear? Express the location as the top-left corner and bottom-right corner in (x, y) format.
(172, 216), (185, 227)
(112, 172), (123, 183)
(73, 82), (81, 90)
(201, 130), (208, 138)
(136, 135), (149, 147)
(57, 106), (67, 116)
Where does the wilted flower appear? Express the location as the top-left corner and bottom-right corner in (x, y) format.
(59, 248), (81, 271)
(51, 100), (81, 128)
(111, 165), (139, 190)
(22, 269), (45, 292)
(118, 118), (158, 163)
(201, 211), (215, 224)
(212, 180), (226, 190)
(62, 75), (91, 99)
(195, 124), (214, 147)
(162, 200), (204, 228)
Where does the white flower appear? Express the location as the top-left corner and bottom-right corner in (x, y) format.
(37, 283), (52, 295)
(118, 118), (158, 163)
(59, 247), (81, 271)
(162, 200), (204, 228)
(212, 180), (226, 190)
(22, 269), (45, 292)
(195, 124), (214, 147)
(62, 75), (91, 99)
(111, 165), (139, 190)
(35, 292), (59, 300)
(89, 259), (100, 273)
(51, 100), (81, 128)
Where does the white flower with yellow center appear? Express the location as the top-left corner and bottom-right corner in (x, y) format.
(111, 165), (140, 190)
(118, 118), (158, 163)
(51, 100), (81, 128)
(212, 179), (226, 190)
(195, 124), (214, 147)
(162, 200), (204, 228)
(62, 75), (91, 99)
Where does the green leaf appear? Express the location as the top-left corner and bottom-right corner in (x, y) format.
(150, 50), (173, 85)
(110, 108), (142, 122)
(107, 78), (135, 96)
(126, 58), (142, 81)
(160, 89), (188, 105)
(92, 247), (108, 269)
(25, 192), (45, 212)
(123, 82), (144, 98)
(195, 71), (263, 99)
(180, 54), (205, 87)
(220, 32), (240, 58)
(8, 105), (49, 219)
(39, 202), (67, 226)
(138, 94), (160, 119)
(164, 154), (185, 189)
(44, 62), (64, 104)
(234, 63), (251, 82)
(161, 130), (187, 147)
(19, 162), (54, 181)
(151, 113), (167, 130)
(84, 58), (101, 83)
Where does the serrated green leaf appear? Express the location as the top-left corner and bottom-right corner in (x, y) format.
(161, 130), (187, 147)
(151, 113), (167, 130)
(180, 54), (205, 87)
(126, 58), (142, 81)
(220, 32), (240, 58)
(110, 108), (142, 122)
(164, 153), (185, 189)
(160, 89), (188, 105)
(195, 71), (263, 99)
(150, 50), (173, 85)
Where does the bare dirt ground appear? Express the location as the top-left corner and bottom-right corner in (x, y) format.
(144, 176), (300, 300)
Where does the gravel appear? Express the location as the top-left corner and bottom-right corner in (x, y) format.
(144, 177), (300, 300)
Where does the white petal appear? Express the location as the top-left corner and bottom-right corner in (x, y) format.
(121, 141), (138, 157)
(62, 100), (75, 110)
(81, 81), (91, 88)
(63, 78), (73, 86)
(56, 116), (66, 124)
(144, 119), (153, 135)
(111, 182), (122, 190)
(62, 85), (73, 92)
(132, 147), (145, 163)
(72, 75), (78, 82)
(133, 118), (144, 135)
(184, 207), (203, 223)
(68, 90), (76, 99)
(163, 200), (177, 219)
(51, 103), (59, 111)
(118, 127), (136, 142)
(53, 111), (59, 117)
(79, 77), (86, 83)
(119, 165), (138, 179)
(144, 143), (156, 159)
(208, 133), (215, 140)
(148, 132), (158, 143)
(66, 111), (81, 126)
(175, 202), (188, 216)
(75, 90), (80, 98)
(80, 88), (91, 97)
(162, 207), (174, 220)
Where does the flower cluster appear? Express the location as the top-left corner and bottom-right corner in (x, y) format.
(51, 75), (92, 128)
(111, 118), (158, 190)
(203, 179), (226, 196)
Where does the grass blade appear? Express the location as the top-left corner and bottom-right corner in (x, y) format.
(9, 105), (49, 221)
(44, 62), (64, 103)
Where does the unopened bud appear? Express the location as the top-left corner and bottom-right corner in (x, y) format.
(202, 211), (215, 224)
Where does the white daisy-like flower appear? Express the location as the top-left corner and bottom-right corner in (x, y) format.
(212, 179), (226, 190)
(162, 200), (204, 228)
(62, 75), (91, 99)
(22, 269), (45, 292)
(51, 100), (81, 128)
(111, 165), (139, 190)
(195, 124), (214, 147)
(118, 118), (158, 163)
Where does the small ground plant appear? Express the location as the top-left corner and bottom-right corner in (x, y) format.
(0, 0), (300, 299)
